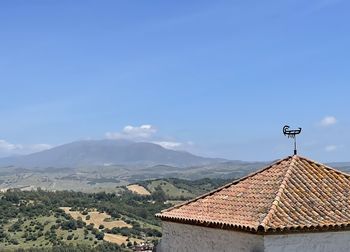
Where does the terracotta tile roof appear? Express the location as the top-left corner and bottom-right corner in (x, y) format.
(156, 155), (350, 234)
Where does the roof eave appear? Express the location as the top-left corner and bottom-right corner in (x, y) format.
(158, 215), (350, 235)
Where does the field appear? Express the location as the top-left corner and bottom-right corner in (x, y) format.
(61, 207), (132, 229)
(146, 180), (194, 199)
(126, 184), (151, 196)
(104, 233), (143, 245)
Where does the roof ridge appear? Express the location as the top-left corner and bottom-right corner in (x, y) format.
(157, 156), (293, 215)
(258, 155), (297, 230)
(297, 155), (350, 178)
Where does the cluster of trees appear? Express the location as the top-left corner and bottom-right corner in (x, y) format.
(107, 224), (161, 238)
(137, 177), (230, 200)
(0, 177), (227, 251)
(13, 242), (122, 252)
(0, 188), (165, 225)
(0, 188), (163, 251)
(0, 177), (226, 229)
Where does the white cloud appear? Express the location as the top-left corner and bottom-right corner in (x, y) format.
(105, 124), (194, 151)
(105, 124), (157, 140)
(325, 145), (337, 152)
(0, 140), (23, 151)
(0, 139), (52, 157)
(152, 141), (183, 149)
(320, 116), (337, 127)
(152, 140), (195, 150)
(29, 144), (52, 152)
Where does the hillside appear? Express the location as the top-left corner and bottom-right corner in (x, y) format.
(0, 177), (229, 251)
(133, 177), (230, 200)
(0, 160), (267, 193)
(0, 188), (163, 251)
(327, 162), (350, 173)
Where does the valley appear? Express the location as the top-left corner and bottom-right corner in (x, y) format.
(0, 177), (229, 251)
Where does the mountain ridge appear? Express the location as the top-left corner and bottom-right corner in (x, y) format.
(0, 139), (226, 168)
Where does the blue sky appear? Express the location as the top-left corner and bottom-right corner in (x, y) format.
(0, 0), (349, 161)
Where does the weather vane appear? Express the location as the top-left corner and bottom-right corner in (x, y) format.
(283, 125), (302, 155)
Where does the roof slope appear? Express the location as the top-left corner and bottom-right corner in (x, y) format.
(156, 155), (350, 234)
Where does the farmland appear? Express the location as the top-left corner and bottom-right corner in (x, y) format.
(0, 188), (164, 251)
(0, 177), (229, 251)
(60, 208), (132, 229)
(126, 185), (151, 196)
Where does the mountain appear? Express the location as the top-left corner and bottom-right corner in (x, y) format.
(0, 139), (225, 168)
(326, 162), (350, 173)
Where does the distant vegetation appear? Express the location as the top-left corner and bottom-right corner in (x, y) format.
(136, 177), (231, 200)
(0, 188), (164, 251)
(0, 177), (229, 251)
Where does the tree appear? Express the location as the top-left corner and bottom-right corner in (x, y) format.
(95, 231), (104, 240)
(152, 186), (167, 202)
(77, 219), (85, 228)
(94, 242), (122, 251)
(10, 238), (19, 245)
(110, 211), (121, 219)
(61, 220), (77, 230)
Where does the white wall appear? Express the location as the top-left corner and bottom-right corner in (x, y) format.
(160, 221), (350, 252)
(264, 231), (350, 252)
(160, 221), (264, 252)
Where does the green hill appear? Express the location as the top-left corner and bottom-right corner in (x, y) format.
(135, 177), (230, 200)
(0, 177), (231, 251)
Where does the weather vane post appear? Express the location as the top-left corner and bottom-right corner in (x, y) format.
(283, 125), (302, 155)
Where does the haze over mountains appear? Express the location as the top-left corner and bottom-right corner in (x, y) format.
(1, 139), (350, 193)
(0, 139), (349, 171)
(0, 139), (225, 168)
